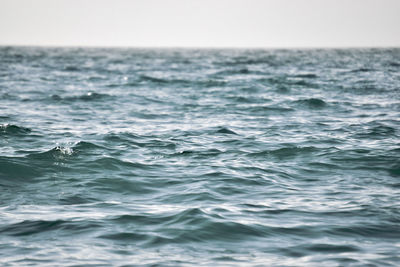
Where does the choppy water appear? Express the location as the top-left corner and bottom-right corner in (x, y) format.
(0, 46), (399, 266)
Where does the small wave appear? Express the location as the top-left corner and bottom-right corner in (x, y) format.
(139, 75), (226, 88)
(88, 176), (154, 194)
(280, 243), (360, 258)
(247, 105), (294, 113)
(130, 111), (171, 120)
(139, 75), (194, 85)
(216, 127), (238, 135)
(107, 82), (138, 88)
(352, 125), (397, 139)
(98, 232), (149, 242)
(108, 208), (267, 245)
(387, 61), (400, 67)
(224, 95), (256, 104)
(27, 146), (74, 160)
(23, 142), (103, 162)
(73, 141), (105, 151)
(71, 92), (110, 101)
(294, 98), (327, 109)
(59, 194), (98, 205)
(248, 146), (318, 159)
(259, 77), (316, 88)
(51, 92), (111, 102)
(0, 220), (100, 236)
(349, 68), (374, 73)
(153, 221), (264, 245)
(220, 57), (274, 66)
(64, 65), (80, 71)
(104, 132), (176, 150)
(1, 93), (19, 100)
(103, 132), (143, 147)
(0, 156), (40, 181)
(294, 73), (318, 79)
(329, 223), (400, 239)
(303, 243), (360, 253)
(199, 79), (227, 87)
(388, 165), (400, 177)
(109, 212), (182, 226)
(161, 191), (222, 203)
(171, 148), (223, 159)
(0, 124), (31, 135)
(140, 75), (170, 83)
(88, 157), (155, 171)
(213, 68), (251, 76)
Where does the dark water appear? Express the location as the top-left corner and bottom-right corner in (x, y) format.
(0, 46), (399, 266)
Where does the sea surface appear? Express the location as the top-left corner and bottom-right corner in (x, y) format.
(0, 46), (399, 266)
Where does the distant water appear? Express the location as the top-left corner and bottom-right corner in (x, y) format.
(0, 46), (399, 266)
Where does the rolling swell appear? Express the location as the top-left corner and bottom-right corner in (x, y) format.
(0, 47), (399, 266)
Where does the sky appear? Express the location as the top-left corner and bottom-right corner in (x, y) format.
(0, 0), (399, 48)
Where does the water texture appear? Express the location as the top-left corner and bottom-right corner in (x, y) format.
(0, 47), (399, 266)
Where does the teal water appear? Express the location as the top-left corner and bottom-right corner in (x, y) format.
(0, 47), (399, 266)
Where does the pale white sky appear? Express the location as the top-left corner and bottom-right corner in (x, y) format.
(0, 0), (399, 48)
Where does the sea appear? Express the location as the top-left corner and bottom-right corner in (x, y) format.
(0, 46), (399, 266)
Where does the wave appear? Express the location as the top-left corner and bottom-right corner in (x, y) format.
(212, 68), (252, 76)
(1, 93), (19, 100)
(259, 77), (318, 88)
(103, 132), (176, 150)
(25, 141), (103, 160)
(87, 175), (155, 194)
(107, 82), (138, 88)
(215, 127), (238, 135)
(64, 65), (80, 72)
(139, 75), (171, 83)
(105, 207), (265, 245)
(280, 243), (360, 258)
(27, 146), (74, 160)
(246, 105), (294, 113)
(0, 156), (41, 181)
(349, 68), (374, 73)
(293, 73), (318, 79)
(217, 56), (276, 66)
(328, 223), (400, 239)
(0, 219), (100, 236)
(248, 146), (318, 159)
(58, 194), (99, 205)
(170, 148), (223, 159)
(87, 157), (154, 171)
(387, 61), (400, 67)
(139, 75), (227, 87)
(73, 141), (105, 151)
(351, 124), (397, 139)
(0, 124), (31, 135)
(294, 98), (327, 109)
(51, 92), (112, 102)
(98, 232), (149, 242)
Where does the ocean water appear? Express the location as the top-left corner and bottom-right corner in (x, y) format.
(0, 46), (399, 266)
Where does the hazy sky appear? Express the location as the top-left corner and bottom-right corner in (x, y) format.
(0, 0), (399, 48)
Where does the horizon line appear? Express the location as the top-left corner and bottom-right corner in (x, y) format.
(1, 43), (399, 50)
